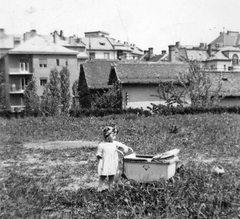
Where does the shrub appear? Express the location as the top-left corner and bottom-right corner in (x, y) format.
(60, 67), (71, 114)
(40, 68), (61, 116)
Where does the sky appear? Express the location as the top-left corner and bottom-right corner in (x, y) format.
(1, 0), (240, 54)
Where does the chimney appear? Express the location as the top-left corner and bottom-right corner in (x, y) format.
(162, 50), (166, 55)
(23, 30), (36, 41)
(69, 36), (74, 45)
(176, 41), (180, 49)
(14, 37), (21, 47)
(168, 45), (176, 62)
(148, 47), (153, 60)
(208, 44), (212, 56)
(132, 44), (135, 47)
(124, 41), (128, 46)
(60, 30), (63, 38)
(51, 30), (58, 44)
(0, 28), (5, 37)
(199, 43), (205, 49)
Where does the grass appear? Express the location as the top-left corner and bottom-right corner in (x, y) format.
(0, 113), (240, 218)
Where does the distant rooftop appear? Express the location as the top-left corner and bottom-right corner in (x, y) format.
(8, 35), (78, 55)
(84, 31), (109, 38)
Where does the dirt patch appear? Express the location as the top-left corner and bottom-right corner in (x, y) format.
(24, 140), (99, 150)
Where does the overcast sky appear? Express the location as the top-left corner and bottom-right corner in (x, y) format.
(1, 0), (240, 53)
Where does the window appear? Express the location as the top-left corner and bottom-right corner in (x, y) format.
(117, 50), (123, 60)
(39, 59), (47, 68)
(56, 59), (60, 66)
(122, 53), (127, 59)
(232, 54), (239, 66)
(20, 61), (29, 72)
(40, 78), (47, 86)
(89, 52), (95, 59)
(104, 53), (110, 59)
(65, 59), (68, 67)
(21, 78), (29, 90)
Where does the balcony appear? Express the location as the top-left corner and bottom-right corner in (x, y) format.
(9, 84), (25, 94)
(9, 67), (34, 75)
(10, 105), (25, 112)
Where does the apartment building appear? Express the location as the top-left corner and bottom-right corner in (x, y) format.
(80, 31), (143, 60)
(0, 35), (78, 111)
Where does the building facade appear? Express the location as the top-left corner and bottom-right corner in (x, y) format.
(0, 35), (78, 111)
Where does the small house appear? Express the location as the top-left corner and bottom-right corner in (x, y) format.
(108, 62), (189, 109)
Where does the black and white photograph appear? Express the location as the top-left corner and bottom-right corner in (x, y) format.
(0, 0), (240, 218)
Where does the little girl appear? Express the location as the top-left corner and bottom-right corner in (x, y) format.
(96, 126), (132, 192)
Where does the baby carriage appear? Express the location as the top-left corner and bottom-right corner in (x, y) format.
(120, 148), (180, 183)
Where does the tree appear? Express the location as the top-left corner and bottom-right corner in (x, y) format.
(178, 60), (223, 107)
(91, 84), (122, 109)
(59, 67), (71, 114)
(78, 64), (91, 109)
(40, 68), (61, 116)
(154, 60), (223, 109)
(71, 79), (80, 110)
(23, 77), (40, 114)
(155, 81), (187, 108)
(0, 73), (6, 110)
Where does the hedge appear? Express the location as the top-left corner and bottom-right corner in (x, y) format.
(2, 106), (240, 119)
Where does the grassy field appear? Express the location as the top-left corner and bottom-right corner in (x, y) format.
(0, 113), (240, 218)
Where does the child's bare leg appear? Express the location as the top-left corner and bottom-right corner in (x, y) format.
(108, 175), (115, 189)
(98, 175), (106, 192)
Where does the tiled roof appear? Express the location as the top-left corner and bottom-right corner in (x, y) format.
(112, 62), (240, 96)
(208, 71), (240, 96)
(114, 63), (188, 84)
(83, 59), (118, 89)
(8, 35), (78, 55)
(80, 37), (114, 50)
(210, 32), (240, 48)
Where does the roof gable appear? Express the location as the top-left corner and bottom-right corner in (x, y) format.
(8, 35), (78, 55)
(83, 60), (118, 89)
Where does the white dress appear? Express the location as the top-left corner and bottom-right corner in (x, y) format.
(96, 141), (128, 176)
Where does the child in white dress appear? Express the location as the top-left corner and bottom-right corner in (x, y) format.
(96, 126), (132, 192)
